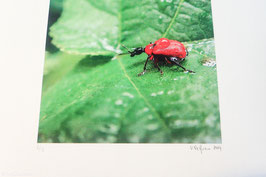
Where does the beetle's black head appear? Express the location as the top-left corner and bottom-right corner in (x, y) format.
(129, 47), (145, 57)
(121, 45), (145, 57)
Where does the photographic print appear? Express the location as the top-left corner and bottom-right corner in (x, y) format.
(38, 0), (221, 143)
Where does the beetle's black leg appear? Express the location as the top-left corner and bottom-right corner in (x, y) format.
(170, 57), (195, 73)
(164, 57), (172, 64)
(154, 57), (163, 75)
(174, 61), (195, 73)
(138, 56), (150, 76)
(156, 63), (163, 75)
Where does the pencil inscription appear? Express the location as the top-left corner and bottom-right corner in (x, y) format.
(190, 145), (222, 154)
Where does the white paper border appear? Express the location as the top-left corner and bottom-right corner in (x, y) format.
(1, 0), (266, 176)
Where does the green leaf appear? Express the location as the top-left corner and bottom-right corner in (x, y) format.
(50, 0), (214, 55)
(42, 52), (84, 92)
(39, 39), (221, 143)
(41, 0), (220, 143)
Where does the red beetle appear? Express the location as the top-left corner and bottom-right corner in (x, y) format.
(123, 38), (194, 76)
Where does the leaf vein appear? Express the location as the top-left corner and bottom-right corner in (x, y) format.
(162, 0), (185, 38)
(117, 57), (170, 132)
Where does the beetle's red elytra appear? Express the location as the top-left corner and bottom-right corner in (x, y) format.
(122, 38), (194, 76)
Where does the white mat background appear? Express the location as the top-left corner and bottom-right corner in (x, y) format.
(0, 0), (266, 176)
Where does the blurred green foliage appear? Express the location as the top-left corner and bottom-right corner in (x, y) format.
(45, 0), (63, 52)
(39, 0), (221, 143)
(49, 0), (214, 55)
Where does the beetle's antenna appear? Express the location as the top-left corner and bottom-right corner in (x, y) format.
(121, 44), (132, 54)
(118, 52), (130, 56)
